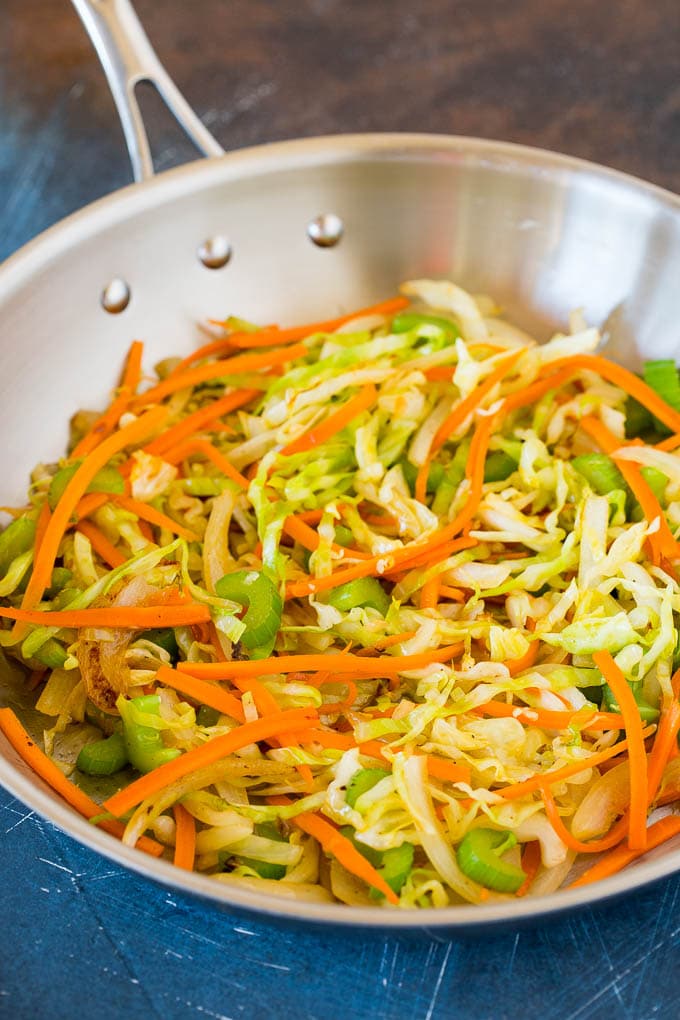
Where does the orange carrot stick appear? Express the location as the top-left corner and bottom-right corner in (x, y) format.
(173, 803), (197, 870)
(0, 604), (211, 629)
(432, 349), (525, 454)
(131, 344), (307, 409)
(425, 757), (472, 785)
(289, 809), (399, 904)
(34, 500), (52, 555)
(156, 664), (245, 722)
(515, 840), (542, 896)
(419, 575), (440, 609)
(19, 407), (167, 614)
(76, 520), (127, 568)
(110, 494), (199, 542)
(103, 707), (317, 817)
(568, 814), (680, 888)
(145, 389), (259, 456)
(211, 296), (410, 353)
(416, 352), (524, 505)
(282, 515), (371, 560)
(70, 341), (145, 459)
(497, 725), (656, 800)
(162, 439), (250, 490)
(474, 701), (625, 731)
(230, 676), (281, 717)
(285, 536), (476, 599)
(72, 492), (110, 522)
(0, 708), (162, 856)
(279, 384), (377, 458)
(647, 669), (680, 804)
(506, 640), (540, 677)
(541, 787), (629, 854)
(593, 650), (649, 850)
(539, 354), (680, 434)
(176, 643), (465, 681)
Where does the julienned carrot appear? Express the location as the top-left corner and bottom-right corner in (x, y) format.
(229, 676), (281, 717)
(34, 500), (52, 555)
(432, 349), (525, 454)
(438, 585), (465, 602)
(131, 344), (307, 409)
(538, 355), (680, 435)
(419, 575), (440, 609)
(282, 515), (371, 560)
(162, 439), (250, 490)
(282, 805), (399, 904)
(76, 520), (127, 569)
(285, 535), (476, 599)
(515, 840), (542, 897)
(437, 410), (498, 541)
(0, 708), (162, 857)
(279, 384), (377, 458)
(103, 707), (317, 817)
(415, 351), (523, 504)
(176, 643), (465, 681)
(425, 757), (472, 785)
(173, 803), (197, 870)
(145, 389), (259, 456)
(474, 701), (625, 732)
(580, 416), (680, 563)
(73, 492), (110, 522)
(354, 631), (418, 655)
(497, 725), (656, 801)
(646, 669), (680, 804)
(592, 650), (648, 850)
(0, 604), (211, 628)
(156, 664), (245, 722)
(505, 639), (540, 676)
(541, 787), (629, 854)
(111, 494), (199, 542)
(70, 341), (144, 459)
(568, 814), (680, 888)
(19, 406), (167, 616)
(211, 296), (410, 353)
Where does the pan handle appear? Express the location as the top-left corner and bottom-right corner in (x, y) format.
(71, 0), (224, 182)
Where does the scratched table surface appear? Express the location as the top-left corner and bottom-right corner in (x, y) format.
(3, 1), (680, 1017)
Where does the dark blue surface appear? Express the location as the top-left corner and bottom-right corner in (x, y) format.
(3, 783), (680, 1020)
(4, 2), (680, 1017)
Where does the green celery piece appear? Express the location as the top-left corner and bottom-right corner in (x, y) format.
(639, 466), (668, 505)
(369, 843), (415, 899)
(327, 577), (390, 616)
(339, 826), (383, 868)
(48, 463), (124, 511)
(77, 732), (129, 776)
(215, 570), (283, 659)
(643, 360), (680, 410)
(137, 628), (179, 662)
(456, 828), (526, 893)
(601, 681), (659, 723)
(346, 767), (390, 808)
(0, 516), (36, 577)
(572, 453), (626, 495)
(118, 694), (181, 773)
(33, 639), (67, 670)
(625, 395), (654, 439)
(484, 450), (517, 483)
(400, 458), (446, 495)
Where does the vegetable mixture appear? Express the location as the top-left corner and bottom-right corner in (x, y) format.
(2, 279), (680, 908)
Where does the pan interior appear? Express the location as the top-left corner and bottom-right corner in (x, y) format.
(2, 134), (680, 928)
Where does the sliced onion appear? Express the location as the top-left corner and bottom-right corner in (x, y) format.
(571, 761), (629, 840)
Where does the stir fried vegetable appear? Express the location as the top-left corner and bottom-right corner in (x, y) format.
(3, 282), (680, 909)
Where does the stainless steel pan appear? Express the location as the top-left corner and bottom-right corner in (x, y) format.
(2, 0), (680, 931)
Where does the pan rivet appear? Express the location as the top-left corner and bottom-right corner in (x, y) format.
(307, 213), (344, 248)
(101, 278), (131, 314)
(198, 236), (232, 269)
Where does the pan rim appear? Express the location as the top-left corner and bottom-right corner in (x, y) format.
(2, 129), (680, 929)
